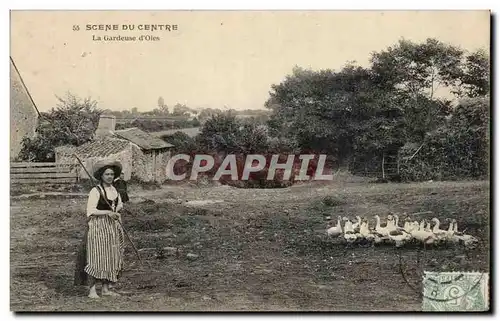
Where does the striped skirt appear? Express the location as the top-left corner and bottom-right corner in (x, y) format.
(84, 216), (125, 283)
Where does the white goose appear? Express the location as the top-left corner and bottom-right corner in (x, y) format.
(394, 215), (401, 228)
(386, 215), (397, 233)
(374, 215), (390, 237)
(343, 217), (354, 230)
(447, 220), (454, 233)
(359, 220), (375, 242)
(327, 216), (343, 237)
(388, 216), (412, 247)
(372, 215), (391, 245)
(352, 216), (362, 232)
(403, 218), (412, 232)
(431, 218), (448, 242)
(453, 220), (467, 235)
(452, 220), (478, 247)
(385, 214), (394, 228)
(343, 217), (358, 243)
(393, 215), (408, 232)
(410, 220), (437, 245)
(413, 221), (422, 232)
(431, 218), (447, 234)
(388, 230), (411, 247)
(443, 219), (458, 243)
(405, 220), (419, 233)
(424, 221), (432, 233)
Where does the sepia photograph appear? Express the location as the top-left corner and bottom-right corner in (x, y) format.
(9, 10), (491, 312)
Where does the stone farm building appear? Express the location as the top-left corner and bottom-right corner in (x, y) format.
(55, 115), (174, 183)
(10, 57), (39, 160)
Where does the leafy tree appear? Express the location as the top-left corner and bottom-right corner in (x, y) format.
(18, 93), (102, 161)
(370, 38), (464, 99)
(265, 64), (403, 165)
(163, 132), (199, 154)
(191, 117), (201, 127)
(369, 38), (488, 139)
(198, 112), (279, 154)
(172, 103), (193, 117)
(400, 96), (489, 181)
(233, 123), (270, 154)
(447, 96), (490, 177)
(399, 94), (453, 142)
(455, 49), (490, 98)
(198, 108), (223, 122)
(199, 112), (241, 152)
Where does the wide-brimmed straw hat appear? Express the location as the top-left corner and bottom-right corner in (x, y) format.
(92, 159), (123, 180)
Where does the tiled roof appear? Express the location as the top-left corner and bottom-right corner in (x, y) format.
(55, 137), (131, 158)
(115, 127), (173, 150)
(151, 127), (201, 138)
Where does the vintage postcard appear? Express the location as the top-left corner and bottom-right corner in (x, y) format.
(10, 10), (491, 312)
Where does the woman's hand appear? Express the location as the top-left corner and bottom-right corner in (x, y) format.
(90, 210), (114, 218)
(108, 212), (121, 220)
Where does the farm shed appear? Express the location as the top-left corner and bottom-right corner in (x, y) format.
(55, 115), (174, 183)
(10, 57), (39, 160)
(114, 127), (174, 182)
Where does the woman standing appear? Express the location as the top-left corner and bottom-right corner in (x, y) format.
(74, 159), (125, 298)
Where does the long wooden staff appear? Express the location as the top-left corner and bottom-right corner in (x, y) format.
(74, 154), (145, 267)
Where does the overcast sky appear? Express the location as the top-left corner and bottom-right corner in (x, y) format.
(10, 10), (490, 112)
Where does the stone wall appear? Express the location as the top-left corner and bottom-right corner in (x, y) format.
(10, 60), (38, 160)
(155, 149), (172, 183)
(131, 147), (172, 183)
(131, 145), (149, 182)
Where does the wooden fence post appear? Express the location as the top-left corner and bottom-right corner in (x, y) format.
(382, 154), (385, 179)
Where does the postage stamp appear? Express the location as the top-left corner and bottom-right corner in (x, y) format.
(422, 271), (489, 311)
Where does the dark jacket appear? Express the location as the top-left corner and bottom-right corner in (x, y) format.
(113, 179), (129, 203)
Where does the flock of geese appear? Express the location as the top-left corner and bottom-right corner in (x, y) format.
(326, 214), (478, 248)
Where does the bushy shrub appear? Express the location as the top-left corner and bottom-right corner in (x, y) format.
(18, 93), (101, 162)
(322, 195), (345, 207)
(399, 97), (489, 181)
(163, 111), (337, 188)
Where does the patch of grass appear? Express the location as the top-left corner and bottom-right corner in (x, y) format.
(163, 191), (177, 199)
(305, 200), (347, 221)
(127, 178), (163, 191)
(171, 215), (204, 229)
(125, 216), (173, 232)
(184, 208), (209, 216)
(154, 240), (166, 260)
(321, 196), (346, 207)
(126, 202), (183, 217)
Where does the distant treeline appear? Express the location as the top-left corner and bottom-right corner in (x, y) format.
(107, 104), (271, 132)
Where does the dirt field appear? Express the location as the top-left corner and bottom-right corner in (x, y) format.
(10, 178), (490, 311)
